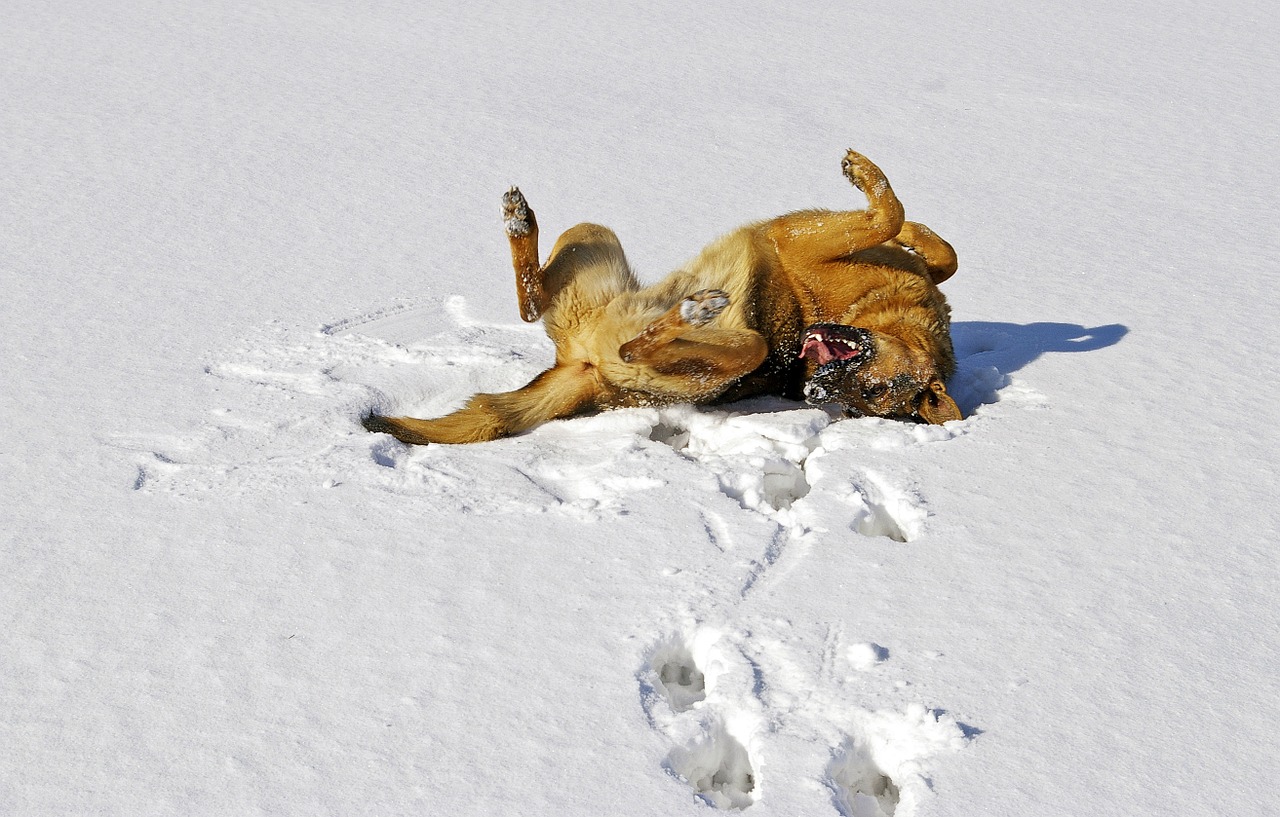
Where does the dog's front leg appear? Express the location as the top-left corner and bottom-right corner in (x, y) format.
(620, 289), (730, 361)
(620, 290), (768, 385)
(502, 186), (546, 322)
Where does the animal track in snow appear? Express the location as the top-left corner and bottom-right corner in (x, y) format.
(828, 737), (901, 817)
(647, 404), (822, 517)
(640, 632), (711, 724)
(828, 705), (972, 817)
(834, 471), (927, 543)
(643, 633), (713, 714)
(644, 403), (932, 602)
(667, 719), (757, 810)
(639, 627), (972, 814)
(640, 630), (759, 809)
(645, 404), (829, 596)
(652, 649), (707, 713)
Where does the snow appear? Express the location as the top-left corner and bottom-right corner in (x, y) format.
(3, 1), (1279, 815)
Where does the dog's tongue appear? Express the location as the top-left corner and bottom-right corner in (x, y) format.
(800, 335), (859, 365)
(800, 336), (834, 364)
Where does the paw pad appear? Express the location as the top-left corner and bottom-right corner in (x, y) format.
(841, 151), (867, 192)
(502, 186), (531, 237)
(680, 289), (730, 326)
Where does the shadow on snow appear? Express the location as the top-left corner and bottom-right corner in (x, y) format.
(950, 321), (1128, 414)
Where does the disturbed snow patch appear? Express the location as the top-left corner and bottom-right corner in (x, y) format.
(847, 642), (891, 671)
(646, 403), (931, 545)
(130, 296), (953, 545)
(639, 626), (972, 813)
(827, 705), (972, 817)
(667, 718), (758, 810)
(644, 631), (715, 714)
(828, 736), (901, 817)
(834, 470), (927, 543)
(646, 404), (823, 516)
(640, 628), (762, 810)
(112, 296), (984, 813)
(638, 403), (936, 601)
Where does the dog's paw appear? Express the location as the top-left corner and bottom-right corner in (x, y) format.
(680, 289), (730, 326)
(502, 186), (532, 237)
(841, 150), (869, 192)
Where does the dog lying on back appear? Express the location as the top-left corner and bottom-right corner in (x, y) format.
(363, 150), (961, 445)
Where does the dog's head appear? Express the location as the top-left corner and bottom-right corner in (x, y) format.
(799, 323), (962, 424)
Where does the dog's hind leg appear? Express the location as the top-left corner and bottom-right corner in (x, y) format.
(538, 223), (639, 351)
(893, 221), (958, 285)
(765, 150), (906, 265)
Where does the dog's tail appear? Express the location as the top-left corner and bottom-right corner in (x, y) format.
(362, 363), (600, 445)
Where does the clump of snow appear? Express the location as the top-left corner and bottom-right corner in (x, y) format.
(847, 642), (890, 671)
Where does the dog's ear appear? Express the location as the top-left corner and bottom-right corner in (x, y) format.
(917, 380), (963, 425)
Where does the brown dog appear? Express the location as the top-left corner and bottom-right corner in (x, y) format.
(363, 150), (961, 445)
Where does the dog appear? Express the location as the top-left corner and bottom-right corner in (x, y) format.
(363, 150), (961, 445)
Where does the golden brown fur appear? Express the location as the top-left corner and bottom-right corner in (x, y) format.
(363, 150), (961, 445)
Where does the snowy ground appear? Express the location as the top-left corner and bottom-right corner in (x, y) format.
(4, 1), (1279, 815)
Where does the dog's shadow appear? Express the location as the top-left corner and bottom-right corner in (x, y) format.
(949, 321), (1128, 414)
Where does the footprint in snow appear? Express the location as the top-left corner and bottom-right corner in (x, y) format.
(827, 738), (901, 817)
(652, 644), (707, 713)
(666, 719), (757, 810)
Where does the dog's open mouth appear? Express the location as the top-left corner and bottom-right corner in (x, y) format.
(799, 324), (867, 365)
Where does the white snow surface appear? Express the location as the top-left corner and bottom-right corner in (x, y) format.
(3, 1), (1278, 815)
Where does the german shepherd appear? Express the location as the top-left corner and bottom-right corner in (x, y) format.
(363, 150), (961, 445)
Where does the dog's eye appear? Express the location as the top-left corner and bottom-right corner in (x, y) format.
(862, 384), (888, 400)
